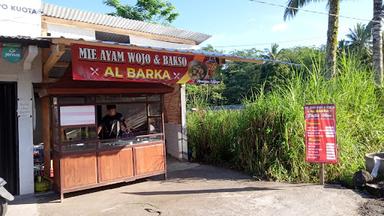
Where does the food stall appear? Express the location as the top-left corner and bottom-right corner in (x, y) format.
(50, 92), (168, 201)
(39, 38), (226, 201)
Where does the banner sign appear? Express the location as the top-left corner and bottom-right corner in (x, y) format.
(71, 43), (219, 84)
(304, 104), (338, 164)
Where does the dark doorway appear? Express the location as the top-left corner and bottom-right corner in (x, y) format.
(0, 82), (18, 195)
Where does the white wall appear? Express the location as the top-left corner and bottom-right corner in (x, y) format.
(46, 23), (96, 40)
(0, 0), (41, 37)
(0, 0), (42, 195)
(0, 46), (41, 195)
(0, 54), (41, 83)
(180, 85), (188, 160)
(165, 85), (188, 160)
(165, 123), (182, 159)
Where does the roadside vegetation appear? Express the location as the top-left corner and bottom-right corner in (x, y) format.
(187, 24), (384, 185)
(188, 53), (384, 184)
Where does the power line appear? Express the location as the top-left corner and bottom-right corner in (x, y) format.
(250, 0), (380, 24)
(207, 1), (379, 49)
(215, 0), (380, 48)
(213, 37), (324, 48)
(212, 1), (378, 49)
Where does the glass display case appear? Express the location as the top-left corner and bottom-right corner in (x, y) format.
(51, 94), (166, 200)
(52, 94), (164, 153)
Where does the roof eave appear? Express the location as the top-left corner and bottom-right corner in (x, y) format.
(0, 36), (51, 48)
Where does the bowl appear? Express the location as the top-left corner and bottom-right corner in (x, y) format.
(365, 152), (384, 178)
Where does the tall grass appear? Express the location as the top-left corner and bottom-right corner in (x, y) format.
(187, 56), (384, 184)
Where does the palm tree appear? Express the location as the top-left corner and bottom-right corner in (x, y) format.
(372, 0), (383, 86)
(346, 23), (371, 54)
(263, 43), (281, 60)
(338, 39), (348, 52)
(284, 0), (340, 79)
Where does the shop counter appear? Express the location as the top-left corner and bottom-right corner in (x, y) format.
(53, 134), (166, 200)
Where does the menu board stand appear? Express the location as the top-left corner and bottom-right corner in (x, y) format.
(304, 104), (338, 185)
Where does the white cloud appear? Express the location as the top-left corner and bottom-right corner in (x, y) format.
(271, 23), (288, 32)
(247, 17), (258, 24)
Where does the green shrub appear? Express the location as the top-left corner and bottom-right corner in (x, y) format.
(187, 56), (384, 184)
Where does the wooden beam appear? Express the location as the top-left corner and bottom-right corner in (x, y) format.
(41, 48), (50, 65)
(42, 16), (197, 45)
(40, 78), (61, 85)
(54, 62), (70, 68)
(43, 44), (65, 81)
(42, 87), (174, 95)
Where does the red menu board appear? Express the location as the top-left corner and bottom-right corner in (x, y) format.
(304, 104), (338, 163)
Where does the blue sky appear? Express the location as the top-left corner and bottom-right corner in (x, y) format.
(43, 0), (372, 51)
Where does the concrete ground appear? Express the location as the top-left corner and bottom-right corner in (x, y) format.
(7, 160), (374, 216)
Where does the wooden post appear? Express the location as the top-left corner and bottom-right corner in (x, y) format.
(320, 163), (325, 185)
(41, 97), (51, 177)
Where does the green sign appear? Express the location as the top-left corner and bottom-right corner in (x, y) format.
(2, 44), (22, 63)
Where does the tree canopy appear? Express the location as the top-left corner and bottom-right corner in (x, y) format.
(104, 0), (179, 24)
(186, 46), (305, 106)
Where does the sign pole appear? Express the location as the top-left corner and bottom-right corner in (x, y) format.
(320, 163), (325, 185)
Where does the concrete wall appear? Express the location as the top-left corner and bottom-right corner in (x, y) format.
(164, 84), (188, 160)
(0, 46), (41, 195)
(164, 123), (182, 159)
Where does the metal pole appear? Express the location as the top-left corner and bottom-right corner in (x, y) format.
(320, 163), (325, 185)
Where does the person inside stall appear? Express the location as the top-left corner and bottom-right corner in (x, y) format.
(97, 104), (129, 139)
(149, 118), (156, 133)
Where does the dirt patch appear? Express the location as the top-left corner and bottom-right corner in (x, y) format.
(359, 199), (384, 216)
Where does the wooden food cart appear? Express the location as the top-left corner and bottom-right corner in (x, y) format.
(41, 79), (173, 201)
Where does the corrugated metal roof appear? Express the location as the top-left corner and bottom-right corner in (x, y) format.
(42, 3), (211, 45)
(0, 36), (50, 47)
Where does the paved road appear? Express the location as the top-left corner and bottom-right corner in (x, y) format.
(8, 161), (368, 216)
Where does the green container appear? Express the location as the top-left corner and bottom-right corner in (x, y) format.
(34, 179), (51, 193)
